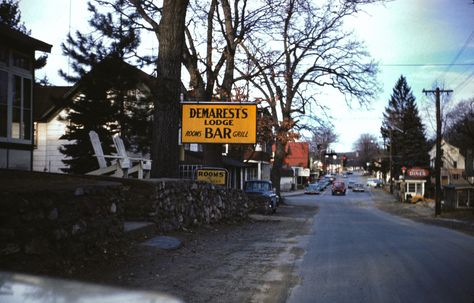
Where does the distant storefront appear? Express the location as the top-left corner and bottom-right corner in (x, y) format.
(399, 167), (428, 202)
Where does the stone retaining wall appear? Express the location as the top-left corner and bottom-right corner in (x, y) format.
(122, 179), (252, 231)
(0, 184), (126, 258)
(0, 172), (252, 260)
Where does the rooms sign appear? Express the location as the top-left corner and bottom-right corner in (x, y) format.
(181, 102), (257, 144)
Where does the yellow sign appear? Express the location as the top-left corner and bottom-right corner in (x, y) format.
(196, 168), (228, 186)
(181, 102), (257, 144)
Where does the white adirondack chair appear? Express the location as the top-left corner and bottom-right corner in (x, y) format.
(112, 134), (152, 179)
(87, 130), (151, 179)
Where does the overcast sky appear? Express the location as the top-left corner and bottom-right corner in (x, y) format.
(19, 0), (474, 152)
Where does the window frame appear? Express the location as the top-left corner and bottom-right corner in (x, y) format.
(0, 47), (34, 144)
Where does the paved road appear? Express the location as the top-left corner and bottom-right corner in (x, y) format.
(286, 176), (474, 303)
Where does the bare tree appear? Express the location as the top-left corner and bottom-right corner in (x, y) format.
(445, 98), (474, 153)
(237, 0), (381, 195)
(421, 81), (453, 137)
(183, 0), (271, 165)
(352, 133), (380, 171)
(307, 124), (338, 161)
(92, 0), (271, 174)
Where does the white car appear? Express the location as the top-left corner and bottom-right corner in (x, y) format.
(366, 178), (382, 187)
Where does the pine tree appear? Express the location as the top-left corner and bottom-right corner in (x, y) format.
(0, 0), (28, 33)
(59, 73), (120, 174)
(381, 75), (429, 179)
(59, 0), (152, 174)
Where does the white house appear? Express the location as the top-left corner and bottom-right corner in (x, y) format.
(33, 86), (71, 173)
(32, 58), (157, 174)
(428, 139), (469, 185)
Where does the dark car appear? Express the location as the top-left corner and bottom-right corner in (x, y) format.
(332, 181), (346, 195)
(244, 180), (279, 214)
(319, 179), (330, 190)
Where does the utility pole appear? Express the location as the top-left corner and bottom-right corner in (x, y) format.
(389, 127), (393, 194)
(423, 87), (453, 216)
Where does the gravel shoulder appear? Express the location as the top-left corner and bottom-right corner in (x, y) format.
(82, 202), (317, 303)
(371, 188), (474, 236)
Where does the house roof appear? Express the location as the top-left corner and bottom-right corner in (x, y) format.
(34, 57), (158, 123)
(0, 25), (52, 53)
(34, 85), (72, 122)
(243, 150), (271, 162)
(62, 56), (158, 100)
(430, 139), (457, 153)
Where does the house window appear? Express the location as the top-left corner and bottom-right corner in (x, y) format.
(453, 161), (457, 169)
(179, 164), (202, 179)
(11, 76), (32, 140)
(408, 183), (416, 192)
(12, 52), (31, 71)
(452, 174), (459, 180)
(0, 46), (7, 64)
(0, 148), (6, 168)
(245, 167), (258, 180)
(0, 70), (7, 137)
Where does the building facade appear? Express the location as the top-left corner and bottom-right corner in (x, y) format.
(0, 25), (51, 170)
(429, 139), (469, 185)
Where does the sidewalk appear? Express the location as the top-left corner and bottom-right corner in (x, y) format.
(281, 189), (305, 197)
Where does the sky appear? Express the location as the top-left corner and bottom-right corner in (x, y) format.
(18, 0), (474, 152)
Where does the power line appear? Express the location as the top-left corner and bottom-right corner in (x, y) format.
(440, 30), (474, 82)
(453, 69), (474, 94)
(382, 63), (474, 67)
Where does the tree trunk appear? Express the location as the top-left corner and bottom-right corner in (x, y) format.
(151, 0), (189, 178)
(203, 144), (223, 167)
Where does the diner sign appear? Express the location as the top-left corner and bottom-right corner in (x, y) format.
(406, 167), (429, 178)
(181, 102), (257, 144)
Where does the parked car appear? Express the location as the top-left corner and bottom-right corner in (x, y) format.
(332, 181), (346, 195)
(244, 180), (279, 214)
(367, 178), (382, 188)
(347, 181), (355, 189)
(318, 180), (330, 190)
(323, 175), (335, 183)
(305, 183), (321, 195)
(352, 183), (365, 192)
